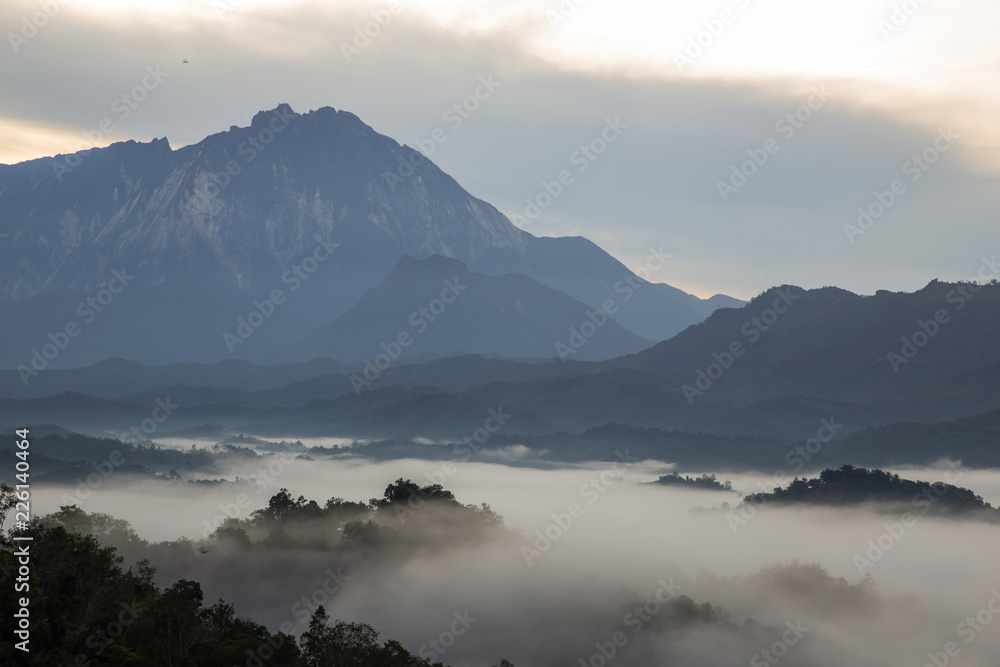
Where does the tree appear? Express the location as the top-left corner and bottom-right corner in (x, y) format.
(0, 483), (17, 536)
(158, 579), (206, 663)
(300, 606), (336, 667)
(265, 488), (298, 521)
(0, 517), (301, 665)
(379, 478), (455, 506)
(341, 519), (380, 548)
(300, 607), (441, 667)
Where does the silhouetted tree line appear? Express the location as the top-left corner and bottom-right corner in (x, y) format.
(203, 478), (503, 554)
(654, 472), (734, 491)
(0, 482), (516, 665)
(743, 464), (999, 520)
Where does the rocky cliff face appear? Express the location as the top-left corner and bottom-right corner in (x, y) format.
(0, 104), (526, 300)
(0, 104), (740, 367)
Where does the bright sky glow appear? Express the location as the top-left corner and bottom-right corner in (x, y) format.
(4, 0), (998, 297)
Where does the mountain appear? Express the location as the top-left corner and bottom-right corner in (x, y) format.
(0, 356), (353, 400)
(741, 465), (999, 522)
(470, 235), (744, 341)
(292, 254), (651, 363)
(3, 281), (997, 452)
(612, 280), (1000, 406)
(0, 104), (739, 368)
(0, 104), (524, 299)
(829, 407), (1000, 468)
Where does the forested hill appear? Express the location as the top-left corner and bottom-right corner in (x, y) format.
(743, 465), (999, 522)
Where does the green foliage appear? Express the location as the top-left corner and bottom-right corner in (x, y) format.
(373, 478), (456, 508)
(0, 520), (300, 665)
(0, 482), (513, 665)
(341, 519), (381, 549)
(257, 488), (325, 523)
(743, 464), (999, 520)
(184, 477), (508, 558)
(47, 504), (144, 546)
(654, 472), (734, 491)
(299, 606), (444, 667)
(0, 483), (17, 530)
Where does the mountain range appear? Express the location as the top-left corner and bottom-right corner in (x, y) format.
(2, 104), (998, 471)
(1, 280), (998, 471)
(0, 103), (739, 369)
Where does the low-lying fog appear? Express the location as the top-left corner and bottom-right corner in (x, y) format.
(136, 436), (362, 451)
(24, 455), (1000, 666)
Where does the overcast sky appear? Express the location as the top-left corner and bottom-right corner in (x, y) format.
(3, 0), (998, 299)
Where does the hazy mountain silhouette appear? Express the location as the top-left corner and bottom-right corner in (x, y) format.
(290, 254), (652, 363)
(0, 104), (738, 368)
(3, 281), (997, 464)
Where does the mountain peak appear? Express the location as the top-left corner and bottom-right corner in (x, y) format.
(0, 104), (739, 365)
(251, 103), (298, 127)
(298, 254), (651, 363)
(0, 102), (527, 300)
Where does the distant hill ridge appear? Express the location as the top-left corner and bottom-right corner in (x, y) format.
(0, 103), (739, 367)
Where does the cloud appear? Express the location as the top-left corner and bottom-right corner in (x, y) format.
(29, 455), (1000, 666)
(3, 0), (998, 299)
